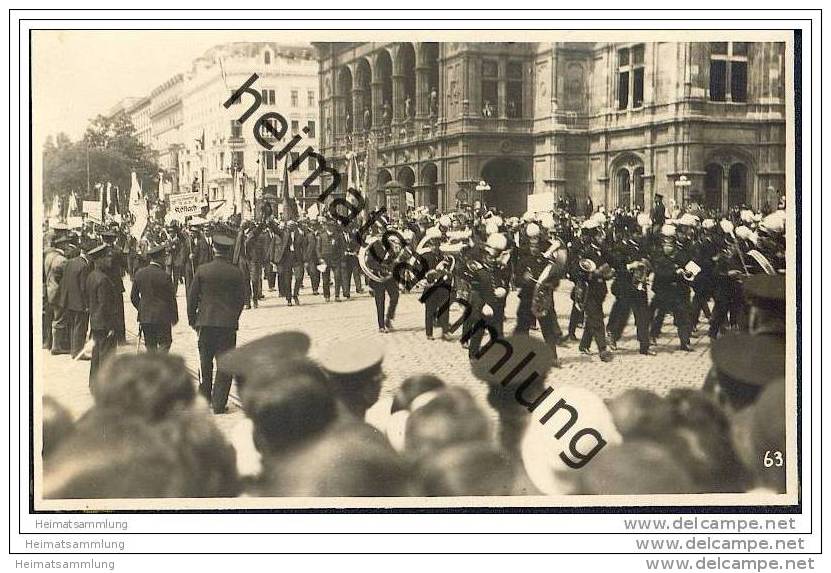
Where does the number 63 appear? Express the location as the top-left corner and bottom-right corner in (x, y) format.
(763, 450), (784, 468)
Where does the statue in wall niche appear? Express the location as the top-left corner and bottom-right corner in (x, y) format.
(345, 111), (353, 134)
(382, 101), (392, 125)
(363, 107), (371, 131)
(404, 95), (413, 119)
(429, 87), (438, 117)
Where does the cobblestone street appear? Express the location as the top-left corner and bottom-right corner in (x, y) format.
(39, 277), (714, 440)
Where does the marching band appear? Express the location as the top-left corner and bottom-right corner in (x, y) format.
(43, 194), (787, 412)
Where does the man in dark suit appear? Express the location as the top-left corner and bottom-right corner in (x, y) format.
(85, 245), (117, 386)
(316, 221), (346, 302)
(131, 243), (178, 353)
(302, 221), (321, 296)
(183, 220), (213, 295)
(187, 229), (247, 414)
(101, 227), (127, 345)
(245, 223), (270, 305)
(651, 194), (667, 233)
(58, 241), (93, 358)
(272, 220), (306, 306)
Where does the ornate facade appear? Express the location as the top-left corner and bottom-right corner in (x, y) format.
(180, 42), (318, 206)
(315, 41), (787, 216)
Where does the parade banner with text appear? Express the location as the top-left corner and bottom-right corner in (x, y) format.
(168, 192), (203, 222)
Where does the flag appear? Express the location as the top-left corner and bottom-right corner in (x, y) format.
(257, 151), (267, 191)
(364, 135), (378, 211)
(68, 192), (78, 217)
(280, 157), (298, 221)
(129, 172), (148, 241)
(241, 175), (253, 222)
(109, 183), (120, 215)
(100, 182), (109, 220)
(218, 57), (228, 89)
(50, 195), (61, 219)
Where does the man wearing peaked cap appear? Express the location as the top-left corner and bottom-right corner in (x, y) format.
(318, 343), (385, 420)
(187, 228), (248, 414)
(130, 243), (177, 353)
(100, 227), (127, 346)
(57, 237), (93, 358)
(706, 333), (785, 414)
(183, 217), (213, 296)
(743, 274), (785, 339)
(217, 331), (311, 394)
(44, 232), (72, 353)
(85, 244), (117, 386)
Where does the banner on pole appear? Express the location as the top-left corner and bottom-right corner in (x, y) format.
(168, 193), (203, 221)
(405, 191), (415, 208)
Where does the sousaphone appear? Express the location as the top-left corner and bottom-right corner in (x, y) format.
(358, 236), (392, 283)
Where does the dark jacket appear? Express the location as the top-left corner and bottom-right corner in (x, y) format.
(302, 231), (319, 263)
(187, 255), (247, 329)
(58, 255), (91, 312)
(86, 268), (115, 330)
(272, 229), (306, 267)
(316, 229), (345, 263)
(131, 262), (179, 326)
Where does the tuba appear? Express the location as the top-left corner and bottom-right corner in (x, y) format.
(358, 236), (393, 283)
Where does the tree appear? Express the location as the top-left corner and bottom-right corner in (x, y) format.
(43, 113), (159, 210)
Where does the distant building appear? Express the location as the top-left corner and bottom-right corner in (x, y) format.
(150, 73), (184, 194)
(315, 42), (787, 216)
(180, 42), (318, 208)
(126, 96), (152, 148)
(105, 97), (142, 119)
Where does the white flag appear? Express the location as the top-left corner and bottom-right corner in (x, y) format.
(129, 171), (148, 241)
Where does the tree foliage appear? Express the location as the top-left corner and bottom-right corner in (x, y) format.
(42, 111), (159, 207)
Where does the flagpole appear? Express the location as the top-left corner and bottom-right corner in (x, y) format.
(86, 146), (91, 199)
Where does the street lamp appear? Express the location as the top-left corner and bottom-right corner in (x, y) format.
(675, 175), (692, 207)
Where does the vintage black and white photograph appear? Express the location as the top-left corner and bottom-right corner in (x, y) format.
(31, 29), (797, 510)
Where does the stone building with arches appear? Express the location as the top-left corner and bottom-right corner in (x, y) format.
(314, 41), (787, 217)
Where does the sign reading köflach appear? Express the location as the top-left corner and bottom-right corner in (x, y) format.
(168, 193), (203, 221)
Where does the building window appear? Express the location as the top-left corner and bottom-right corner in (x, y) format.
(307, 90), (315, 107)
(618, 45), (645, 110)
(293, 185), (304, 197)
(264, 51), (271, 65)
(291, 120), (299, 134)
(230, 120), (242, 138)
(710, 42), (749, 103)
(265, 151), (276, 170)
(290, 151), (300, 167)
(291, 90), (299, 107)
(506, 61), (523, 118)
(481, 60), (498, 117)
(261, 89), (276, 105)
(260, 117), (281, 139)
(232, 151), (244, 170)
(307, 120), (316, 138)
(308, 155), (317, 171)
